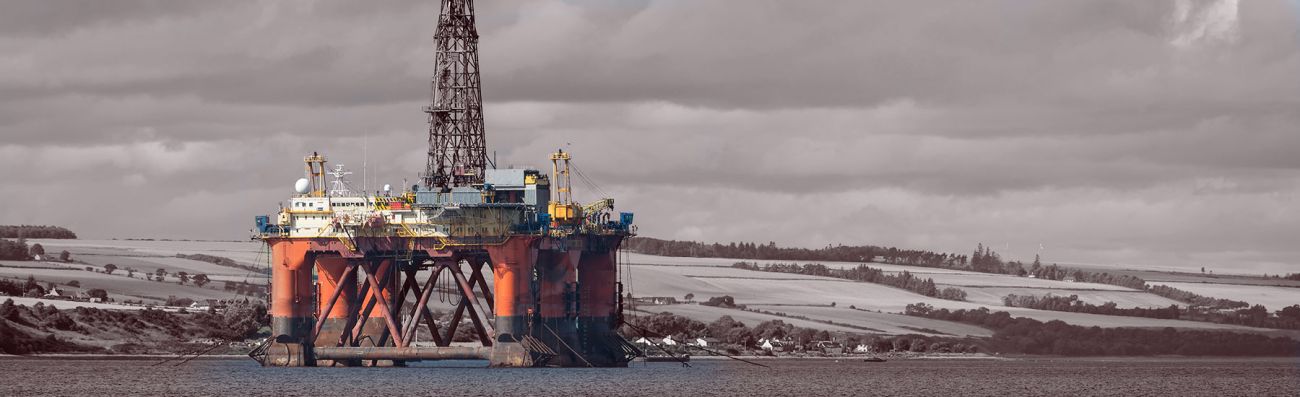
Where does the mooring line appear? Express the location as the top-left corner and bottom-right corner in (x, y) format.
(543, 323), (594, 368)
(175, 342), (225, 366)
(623, 322), (691, 367)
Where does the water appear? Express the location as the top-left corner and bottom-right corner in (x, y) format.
(2, 357), (1297, 396)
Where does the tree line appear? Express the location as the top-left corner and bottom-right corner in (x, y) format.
(625, 237), (963, 267)
(1144, 284), (1248, 310)
(176, 253), (269, 275)
(0, 225), (77, 239)
(905, 303), (1297, 356)
(1001, 292), (1300, 330)
(733, 261), (968, 301)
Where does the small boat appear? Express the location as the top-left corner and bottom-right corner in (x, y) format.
(863, 357), (887, 362)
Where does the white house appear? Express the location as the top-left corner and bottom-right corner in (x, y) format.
(633, 337), (653, 345)
(853, 344), (873, 354)
(760, 338), (786, 352)
(661, 337), (678, 346)
(693, 337), (719, 347)
(44, 287), (73, 299)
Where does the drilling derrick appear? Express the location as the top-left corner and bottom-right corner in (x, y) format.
(252, 0), (641, 369)
(423, 0), (487, 190)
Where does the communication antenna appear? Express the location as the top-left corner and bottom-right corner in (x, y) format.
(363, 133), (368, 195)
(328, 164), (355, 197)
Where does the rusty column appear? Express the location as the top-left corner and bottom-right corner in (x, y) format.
(537, 249), (581, 366)
(577, 242), (622, 366)
(487, 237), (538, 342)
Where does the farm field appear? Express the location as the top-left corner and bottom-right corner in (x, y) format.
(0, 260), (86, 270)
(922, 273), (1130, 290)
(623, 260), (1276, 333)
(0, 266), (244, 304)
(631, 304), (869, 335)
(26, 239), (269, 285)
(1150, 282), (1300, 311)
(745, 305), (994, 337)
(29, 239), (266, 267)
(71, 253), (263, 279)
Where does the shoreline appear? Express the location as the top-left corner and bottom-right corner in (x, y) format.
(4, 353), (1293, 363)
(0, 354), (249, 361)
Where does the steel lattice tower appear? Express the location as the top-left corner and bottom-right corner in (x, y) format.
(423, 0), (487, 190)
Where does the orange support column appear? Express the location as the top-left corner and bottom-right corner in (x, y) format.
(270, 240), (315, 344)
(486, 237), (539, 342)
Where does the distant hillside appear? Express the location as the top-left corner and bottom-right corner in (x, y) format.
(0, 225), (77, 239)
(625, 237), (961, 265)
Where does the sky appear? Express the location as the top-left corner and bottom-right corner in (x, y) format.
(1, 0), (1298, 274)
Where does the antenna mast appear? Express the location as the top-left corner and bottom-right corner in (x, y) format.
(422, 0), (487, 190)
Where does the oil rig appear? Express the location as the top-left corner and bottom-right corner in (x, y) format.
(250, 0), (639, 367)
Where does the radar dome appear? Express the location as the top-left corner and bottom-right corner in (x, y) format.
(294, 178), (310, 194)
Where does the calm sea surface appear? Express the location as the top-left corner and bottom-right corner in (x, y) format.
(2, 357), (1297, 396)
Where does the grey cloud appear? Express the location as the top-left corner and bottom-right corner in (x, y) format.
(0, 0), (212, 36)
(0, 1), (1298, 272)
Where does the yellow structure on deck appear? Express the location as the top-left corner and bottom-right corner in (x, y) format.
(548, 149), (582, 224)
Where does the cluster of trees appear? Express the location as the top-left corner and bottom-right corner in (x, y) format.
(1003, 294), (1182, 319)
(1282, 273), (1300, 281)
(1003, 293), (1300, 330)
(1, 297), (275, 354)
(189, 303), (269, 340)
(0, 300), (87, 354)
(905, 303), (1297, 356)
(1144, 284), (1248, 310)
(0, 276), (48, 297)
(699, 295), (742, 308)
(0, 239), (32, 260)
(176, 254), (268, 274)
(733, 262), (967, 301)
(0, 239), (70, 262)
(222, 281), (268, 297)
(0, 225), (77, 239)
(970, 247), (1147, 290)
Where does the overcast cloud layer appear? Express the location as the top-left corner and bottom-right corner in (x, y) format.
(2, 0), (1298, 274)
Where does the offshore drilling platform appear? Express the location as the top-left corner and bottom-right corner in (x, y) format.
(249, 0), (640, 367)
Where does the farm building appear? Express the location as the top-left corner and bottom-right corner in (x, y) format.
(814, 341), (844, 355)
